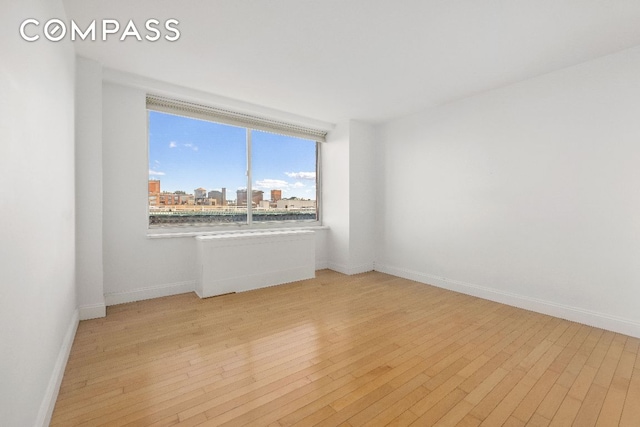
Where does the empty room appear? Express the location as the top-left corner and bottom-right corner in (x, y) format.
(3, 0), (640, 426)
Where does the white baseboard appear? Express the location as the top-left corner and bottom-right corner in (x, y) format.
(328, 261), (374, 276)
(105, 280), (195, 306)
(36, 308), (79, 427)
(345, 262), (375, 275)
(79, 303), (106, 320)
(375, 263), (640, 339)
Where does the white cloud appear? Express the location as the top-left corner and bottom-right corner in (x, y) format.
(169, 141), (198, 151)
(254, 178), (312, 196)
(285, 171), (316, 180)
(255, 179), (289, 189)
(149, 170), (165, 176)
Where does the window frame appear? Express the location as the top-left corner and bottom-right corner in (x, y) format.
(146, 95), (325, 235)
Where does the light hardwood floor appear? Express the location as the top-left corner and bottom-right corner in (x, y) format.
(52, 270), (640, 426)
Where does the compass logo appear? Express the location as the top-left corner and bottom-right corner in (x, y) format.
(19, 19), (180, 42)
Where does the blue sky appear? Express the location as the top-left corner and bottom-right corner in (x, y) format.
(148, 111), (317, 200)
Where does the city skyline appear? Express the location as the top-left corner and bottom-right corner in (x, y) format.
(148, 111), (317, 200)
(149, 180), (313, 202)
(149, 181), (311, 199)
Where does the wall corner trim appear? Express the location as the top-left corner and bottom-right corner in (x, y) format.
(375, 263), (640, 339)
(315, 260), (330, 270)
(328, 262), (374, 276)
(35, 309), (79, 427)
(79, 303), (107, 320)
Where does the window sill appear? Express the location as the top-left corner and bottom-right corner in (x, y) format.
(147, 224), (329, 239)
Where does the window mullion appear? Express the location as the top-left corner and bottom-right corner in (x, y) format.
(316, 142), (321, 222)
(246, 128), (252, 226)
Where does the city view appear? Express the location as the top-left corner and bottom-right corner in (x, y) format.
(148, 110), (318, 226)
(148, 180), (317, 225)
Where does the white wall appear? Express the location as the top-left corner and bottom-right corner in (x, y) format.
(0, 0), (78, 425)
(76, 57), (106, 319)
(376, 46), (640, 337)
(323, 121), (376, 274)
(314, 226), (329, 269)
(349, 121), (376, 272)
(103, 83), (196, 302)
(101, 81), (330, 303)
(323, 122), (351, 271)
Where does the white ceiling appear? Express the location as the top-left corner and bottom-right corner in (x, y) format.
(62, 0), (640, 124)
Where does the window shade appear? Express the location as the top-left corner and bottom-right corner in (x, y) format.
(146, 94), (327, 142)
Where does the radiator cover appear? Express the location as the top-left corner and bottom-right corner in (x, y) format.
(195, 230), (315, 298)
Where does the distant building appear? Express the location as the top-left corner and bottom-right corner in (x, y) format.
(271, 189), (282, 202)
(148, 181), (195, 207)
(236, 189), (264, 206)
(194, 187), (207, 205)
(149, 180), (160, 193)
(149, 180), (161, 207)
(158, 192), (191, 206)
(208, 190), (222, 204)
(276, 199), (316, 210)
(208, 187), (227, 206)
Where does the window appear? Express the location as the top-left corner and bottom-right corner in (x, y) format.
(147, 95), (325, 229)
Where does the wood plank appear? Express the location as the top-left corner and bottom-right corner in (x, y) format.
(619, 365), (640, 426)
(49, 270), (640, 427)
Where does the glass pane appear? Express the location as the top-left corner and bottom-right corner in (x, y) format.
(251, 130), (317, 222)
(148, 110), (247, 226)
